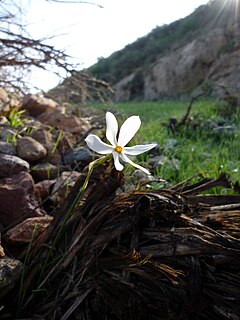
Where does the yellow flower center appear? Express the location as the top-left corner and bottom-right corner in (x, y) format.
(114, 145), (123, 154)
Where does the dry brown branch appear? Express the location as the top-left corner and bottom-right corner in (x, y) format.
(0, 0), (111, 101)
(1, 164), (239, 320)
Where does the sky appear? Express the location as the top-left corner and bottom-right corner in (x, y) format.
(24, 0), (209, 91)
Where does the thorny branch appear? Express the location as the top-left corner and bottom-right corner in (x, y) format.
(0, 0), (111, 100)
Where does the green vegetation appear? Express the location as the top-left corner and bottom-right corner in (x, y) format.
(8, 108), (26, 127)
(89, 100), (240, 193)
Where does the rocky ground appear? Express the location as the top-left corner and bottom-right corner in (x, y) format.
(0, 89), (102, 292)
(0, 88), (161, 301)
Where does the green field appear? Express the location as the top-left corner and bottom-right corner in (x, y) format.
(86, 100), (240, 193)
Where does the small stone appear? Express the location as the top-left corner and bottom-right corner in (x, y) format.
(0, 234), (5, 257)
(4, 216), (53, 244)
(48, 147), (63, 165)
(0, 171), (46, 227)
(166, 139), (178, 150)
(0, 257), (23, 300)
(0, 88), (10, 115)
(131, 169), (155, 185)
(0, 154), (29, 178)
(213, 125), (235, 134)
(17, 136), (47, 162)
(31, 128), (53, 147)
(31, 163), (59, 181)
(0, 116), (9, 125)
(0, 141), (16, 155)
(21, 94), (58, 117)
(37, 112), (91, 135)
(149, 155), (169, 169)
(35, 179), (55, 200)
(0, 127), (20, 141)
(50, 171), (82, 203)
(63, 147), (93, 167)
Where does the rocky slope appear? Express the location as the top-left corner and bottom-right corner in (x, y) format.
(114, 0), (240, 101)
(47, 1), (240, 103)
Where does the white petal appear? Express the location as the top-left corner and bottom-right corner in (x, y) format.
(118, 115), (141, 147)
(85, 135), (114, 154)
(106, 111), (118, 146)
(120, 153), (151, 175)
(113, 152), (124, 171)
(124, 143), (157, 155)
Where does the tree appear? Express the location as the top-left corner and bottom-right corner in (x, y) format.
(0, 0), (111, 101)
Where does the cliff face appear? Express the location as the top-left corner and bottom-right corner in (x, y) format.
(111, 0), (240, 101)
(114, 24), (240, 101)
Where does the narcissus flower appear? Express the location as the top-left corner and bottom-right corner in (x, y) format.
(85, 111), (157, 174)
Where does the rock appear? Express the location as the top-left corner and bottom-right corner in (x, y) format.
(50, 171), (82, 203)
(166, 139), (178, 150)
(4, 216), (53, 244)
(213, 125), (236, 134)
(149, 155), (169, 169)
(31, 128), (53, 148)
(21, 94), (58, 117)
(37, 112), (91, 135)
(29, 128), (65, 164)
(0, 127), (20, 142)
(131, 169), (155, 185)
(35, 179), (55, 200)
(0, 88), (8, 103)
(0, 141), (16, 155)
(0, 171), (46, 227)
(0, 235), (5, 257)
(114, 27), (240, 101)
(0, 257), (23, 300)
(0, 116), (9, 125)
(30, 163), (59, 181)
(48, 147), (63, 165)
(150, 155), (179, 172)
(63, 147), (93, 167)
(17, 136), (47, 162)
(0, 88), (10, 114)
(0, 154), (29, 178)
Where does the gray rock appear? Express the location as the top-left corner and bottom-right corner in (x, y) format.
(149, 155), (169, 169)
(31, 163), (59, 181)
(0, 116), (9, 125)
(149, 155), (180, 171)
(0, 141), (16, 155)
(0, 154), (29, 178)
(213, 125), (236, 134)
(0, 127), (20, 141)
(31, 128), (53, 148)
(131, 169), (155, 184)
(63, 147), (93, 166)
(0, 257), (23, 300)
(166, 139), (177, 150)
(50, 171), (82, 203)
(17, 136), (47, 162)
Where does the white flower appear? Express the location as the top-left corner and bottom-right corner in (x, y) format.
(85, 111), (157, 174)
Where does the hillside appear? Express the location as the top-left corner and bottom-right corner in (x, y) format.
(49, 0), (240, 102)
(88, 2), (209, 84)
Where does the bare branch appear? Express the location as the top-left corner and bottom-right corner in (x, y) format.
(46, 0), (103, 8)
(0, 0), (112, 102)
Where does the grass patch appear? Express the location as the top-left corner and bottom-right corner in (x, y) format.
(82, 100), (240, 193)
